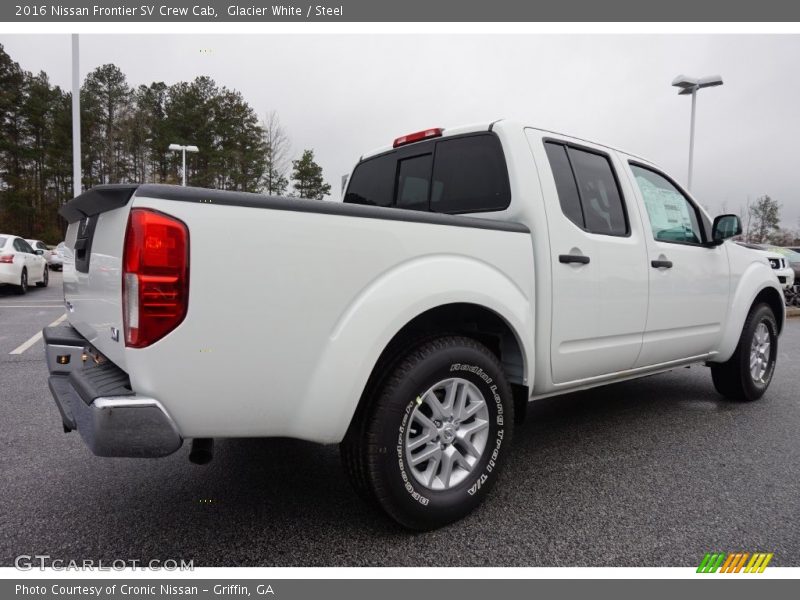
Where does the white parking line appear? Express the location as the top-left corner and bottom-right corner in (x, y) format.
(1, 305), (64, 308)
(9, 314), (67, 355)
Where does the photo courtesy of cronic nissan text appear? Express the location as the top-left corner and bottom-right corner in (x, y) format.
(0, 1), (799, 593)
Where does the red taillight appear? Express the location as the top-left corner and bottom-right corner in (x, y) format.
(0, 254), (13, 264)
(122, 208), (189, 348)
(393, 127), (443, 148)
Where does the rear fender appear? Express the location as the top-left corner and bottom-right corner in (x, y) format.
(295, 254), (534, 443)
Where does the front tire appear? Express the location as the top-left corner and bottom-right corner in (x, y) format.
(342, 336), (513, 530)
(711, 303), (778, 402)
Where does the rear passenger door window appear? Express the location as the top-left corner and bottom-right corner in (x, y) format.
(431, 135), (510, 214)
(544, 141), (629, 236)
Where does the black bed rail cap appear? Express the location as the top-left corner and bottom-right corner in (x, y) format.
(133, 183), (530, 234)
(59, 182), (530, 234)
(59, 184), (140, 224)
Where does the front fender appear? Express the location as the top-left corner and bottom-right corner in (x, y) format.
(294, 254), (535, 443)
(714, 261), (785, 363)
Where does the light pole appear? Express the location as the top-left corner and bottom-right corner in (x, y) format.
(168, 143), (199, 187)
(671, 74), (723, 192)
(71, 34), (81, 198)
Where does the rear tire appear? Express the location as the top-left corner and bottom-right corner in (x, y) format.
(16, 269), (28, 295)
(710, 303), (778, 402)
(341, 336), (513, 530)
(36, 266), (48, 287)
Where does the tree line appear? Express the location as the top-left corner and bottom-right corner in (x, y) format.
(0, 43), (330, 243)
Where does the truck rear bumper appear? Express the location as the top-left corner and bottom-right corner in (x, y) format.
(43, 325), (182, 458)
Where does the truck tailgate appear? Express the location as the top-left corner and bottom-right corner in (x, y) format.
(61, 186), (138, 372)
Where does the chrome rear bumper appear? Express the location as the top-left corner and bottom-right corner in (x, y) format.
(43, 325), (182, 458)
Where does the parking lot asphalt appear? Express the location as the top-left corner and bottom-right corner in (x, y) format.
(1, 273), (798, 567)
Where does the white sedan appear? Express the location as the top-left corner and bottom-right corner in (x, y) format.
(51, 242), (66, 270)
(0, 234), (49, 294)
(26, 239), (60, 269)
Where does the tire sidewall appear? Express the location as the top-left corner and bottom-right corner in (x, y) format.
(370, 342), (512, 528)
(739, 305), (778, 399)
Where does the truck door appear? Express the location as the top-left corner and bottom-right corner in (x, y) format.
(625, 162), (730, 365)
(529, 134), (649, 384)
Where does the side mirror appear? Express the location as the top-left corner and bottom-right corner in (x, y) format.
(712, 214), (742, 243)
(34, 249), (44, 256)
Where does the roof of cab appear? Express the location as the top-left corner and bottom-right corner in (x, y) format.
(359, 121), (497, 161)
(520, 122), (654, 165)
(359, 119), (656, 167)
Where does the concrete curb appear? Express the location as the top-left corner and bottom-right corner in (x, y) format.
(787, 307), (800, 319)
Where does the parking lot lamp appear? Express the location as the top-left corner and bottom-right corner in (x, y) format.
(168, 144), (199, 187)
(671, 74), (723, 192)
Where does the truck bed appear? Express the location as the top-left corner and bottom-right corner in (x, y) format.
(59, 184), (535, 443)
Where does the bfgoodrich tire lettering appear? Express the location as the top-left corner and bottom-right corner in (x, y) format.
(351, 336), (513, 530)
(710, 302), (778, 402)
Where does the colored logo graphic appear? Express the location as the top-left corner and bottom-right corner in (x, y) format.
(697, 552), (773, 573)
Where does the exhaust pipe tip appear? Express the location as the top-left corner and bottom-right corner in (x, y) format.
(189, 438), (214, 465)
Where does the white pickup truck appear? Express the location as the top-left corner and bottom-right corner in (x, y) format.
(44, 120), (784, 530)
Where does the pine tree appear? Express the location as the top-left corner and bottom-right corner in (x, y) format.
(290, 149), (331, 200)
(81, 64), (132, 185)
(47, 89), (73, 210)
(166, 77), (224, 188)
(211, 87), (266, 192)
(0, 44), (30, 234)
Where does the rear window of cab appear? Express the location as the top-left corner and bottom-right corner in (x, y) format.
(344, 133), (511, 214)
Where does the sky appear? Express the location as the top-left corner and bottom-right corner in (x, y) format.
(1, 34), (798, 228)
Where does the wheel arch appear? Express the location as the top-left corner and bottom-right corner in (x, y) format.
(753, 286), (785, 335)
(353, 302), (531, 430)
(715, 268), (785, 363)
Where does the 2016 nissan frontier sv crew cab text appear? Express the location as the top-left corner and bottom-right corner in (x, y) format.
(43, 120), (784, 530)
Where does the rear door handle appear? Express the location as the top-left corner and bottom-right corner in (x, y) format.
(651, 259), (673, 269)
(559, 254), (590, 265)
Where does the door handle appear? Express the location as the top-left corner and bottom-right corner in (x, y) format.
(559, 254), (590, 265)
(651, 259), (673, 269)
